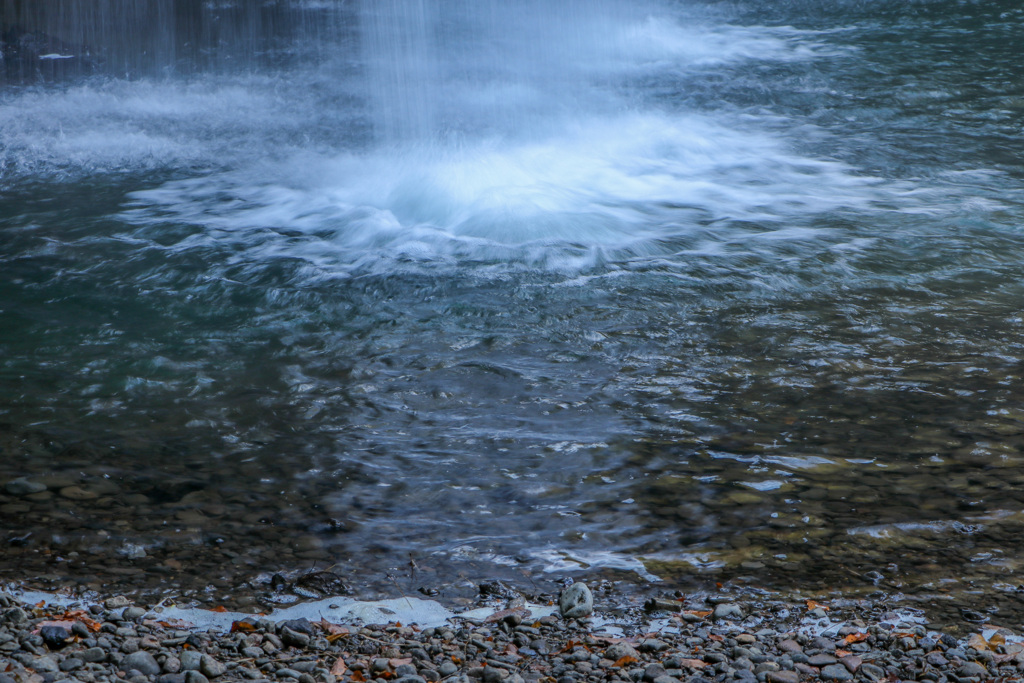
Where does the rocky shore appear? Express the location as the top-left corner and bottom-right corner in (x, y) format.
(2, 585), (1022, 683)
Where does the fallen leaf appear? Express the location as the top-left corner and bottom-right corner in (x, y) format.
(708, 634), (724, 643)
(679, 659), (708, 669)
(389, 659), (413, 668)
(967, 634), (989, 651)
(835, 649), (852, 657)
(988, 633), (1006, 648)
(684, 610), (711, 618)
(612, 656), (637, 668)
(351, 671), (367, 682)
(331, 658), (347, 677)
(211, 606), (228, 613)
(805, 600), (829, 611)
(844, 633), (869, 644)
(230, 622), (257, 633)
(327, 633), (350, 644)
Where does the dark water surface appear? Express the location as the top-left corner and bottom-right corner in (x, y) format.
(3, 0), (1024, 628)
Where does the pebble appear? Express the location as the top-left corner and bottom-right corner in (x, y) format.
(4, 478), (46, 496)
(123, 651), (162, 676)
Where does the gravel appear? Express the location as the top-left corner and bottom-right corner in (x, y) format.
(1, 588), (1022, 683)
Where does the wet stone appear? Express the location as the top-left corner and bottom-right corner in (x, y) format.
(818, 664), (852, 681)
(123, 652), (162, 676)
(765, 673), (799, 683)
(712, 604), (744, 621)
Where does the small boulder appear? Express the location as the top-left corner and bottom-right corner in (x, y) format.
(558, 582), (594, 619)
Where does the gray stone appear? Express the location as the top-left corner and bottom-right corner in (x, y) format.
(605, 643), (640, 661)
(60, 658), (85, 672)
(777, 640), (802, 655)
(765, 673), (799, 683)
(482, 669), (506, 683)
(395, 665), (418, 677)
(180, 651), (203, 671)
(643, 664), (667, 682)
(807, 655), (836, 667)
(122, 606), (147, 621)
(185, 671), (210, 683)
(638, 639), (670, 653)
(104, 596), (131, 610)
(818, 664), (852, 681)
(558, 583), (593, 620)
(298, 675), (316, 683)
(159, 675), (187, 683)
(164, 656), (182, 674)
(712, 604), (744, 621)
(280, 627), (310, 649)
(123, 651), (162, 676)
(276, 670), (301, 679)
(5, 478), (46, 496)
(394, 677), (427, 683)
(957, 661), (989, 678)
(200, 654), (227, 678)
(30, 656), (60, 673)
(439, 661), (459, 676)
(650, 676), (680, 683)
(82, 647), (107, 663)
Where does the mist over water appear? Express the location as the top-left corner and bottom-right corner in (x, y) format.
(4, 0), (1024, 620)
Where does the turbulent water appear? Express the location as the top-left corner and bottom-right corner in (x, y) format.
(3, 0), (1024, 622)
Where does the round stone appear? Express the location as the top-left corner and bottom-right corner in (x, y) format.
(558, 582), (594, 619)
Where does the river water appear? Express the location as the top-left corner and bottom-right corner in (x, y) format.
(2, 0), (1024, 625)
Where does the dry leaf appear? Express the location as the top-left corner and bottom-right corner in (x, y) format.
(230, 622), (257, 633)
(967, 634), (989, 651)
(612, 656), (638, 668)
(708, 634), (724, 642)
(805, 600), (829, 611)
(988, 633), (1006, 648)
(351, 671), (367, 682)
(844, 633), (868, 644)
(684, 610), (711, 618)
(211, 606), (228, 613)
(331, 658), (347, 677)
(835, 649), (852, 658)
(389, 659), (413, 668)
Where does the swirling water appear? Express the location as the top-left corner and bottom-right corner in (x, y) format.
(3, 0), (1024, 620)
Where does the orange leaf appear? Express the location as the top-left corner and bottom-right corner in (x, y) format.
(327, 633), (350, 644)
(684, 610), (711, 618)
(989, 633), (1006, 647)
(352, 671), (367, 682)
(835, 649), (852, 658)
(715, 583), (723, 590)
(331, 658), (348, 677)
(844, 633), (868, 644)
(395, 622), (402, 628)
(230, 621), (257, 633)
(708, 634), (724, 642)
(211, 606), (228, 613)
(379, 671), (394, 679)
(679, 659), (707, 669)
(805, 600), (829, 611)
(389, 659), (412, 668)
(36, 601), (46, 608)
(612, 656), (638, 668)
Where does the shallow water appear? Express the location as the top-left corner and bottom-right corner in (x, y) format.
(3, 0), (1024, 626)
